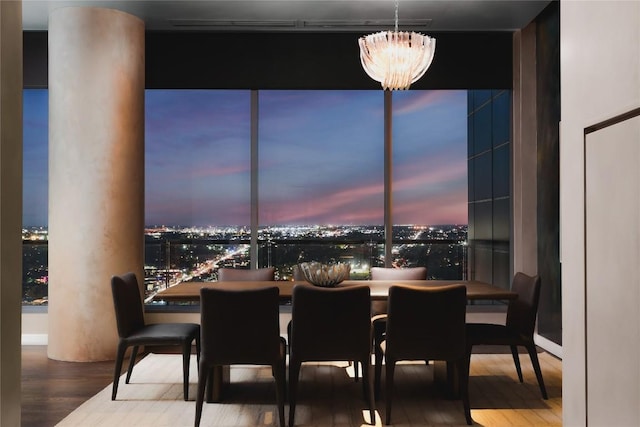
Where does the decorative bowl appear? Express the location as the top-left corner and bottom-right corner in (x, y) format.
(298, 262), (351, 287)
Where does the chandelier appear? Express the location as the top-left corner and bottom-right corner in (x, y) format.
(358, 0), (436, 91)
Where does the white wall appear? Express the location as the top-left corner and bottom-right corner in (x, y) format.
(560, 1), (640, 425)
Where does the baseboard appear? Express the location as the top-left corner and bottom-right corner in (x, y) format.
(534, 333), (562, 359)
(22, 334), (48, 346)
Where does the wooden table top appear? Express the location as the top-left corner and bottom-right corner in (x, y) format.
(153, 279), (517, 302)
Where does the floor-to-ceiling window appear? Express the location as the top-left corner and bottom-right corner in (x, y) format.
(144, 90), (251, 298)
(22, 89), (48, 305)
(467, 89), (512, 289)
(258, 90), (384, 279)
(392, 90), (468, 279)
(22, 88), (511, 306)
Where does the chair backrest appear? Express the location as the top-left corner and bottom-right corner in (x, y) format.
(290, 284), (371, 362)
(111, 272), (146, 339)
(217, 267), (275, 281)
(506, 272), (542, 338)
(370, 266), (427, 280)
(385, 284), (466, 361)
(292, 264), (306, 281)
(200, 286), (281, 365)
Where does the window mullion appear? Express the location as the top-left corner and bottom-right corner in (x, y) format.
(250, 90), (259, 268)
(384, 91), (393, 267)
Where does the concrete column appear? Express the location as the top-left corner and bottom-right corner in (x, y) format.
(0, 1), (23, 423)
(48, 7), (145, 362)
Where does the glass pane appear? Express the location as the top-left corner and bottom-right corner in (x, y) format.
(145, 90), (251, 297)
(23, 89), (49, 305)
(24, 89), (48, 228)
(392, 90), (468, 277)
(258, 90), (384, 279)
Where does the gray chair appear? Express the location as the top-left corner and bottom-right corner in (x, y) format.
(466, 272), (548, 399)
(110, 272), (200, 401)
(195, 286), (286, 427)
(375, 284), (471, 425)
(217, 267), (275, 281)
(288, 284), (376, 426)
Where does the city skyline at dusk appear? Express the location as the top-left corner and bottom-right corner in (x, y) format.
(23, 89), (468, 228)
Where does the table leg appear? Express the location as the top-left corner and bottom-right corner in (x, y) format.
(206, 365), (230, 402)
(433, 360), (459, 398)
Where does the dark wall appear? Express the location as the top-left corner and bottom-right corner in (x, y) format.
(536, 1), (561, 345)
(25, 31), (513, 89)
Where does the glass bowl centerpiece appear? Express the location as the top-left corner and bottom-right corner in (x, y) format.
(298, 262), (351, 287)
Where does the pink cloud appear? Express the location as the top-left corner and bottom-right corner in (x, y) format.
(393, 91), (459, 115)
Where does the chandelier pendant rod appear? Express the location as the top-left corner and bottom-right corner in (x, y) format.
(394, 0), (399, 33)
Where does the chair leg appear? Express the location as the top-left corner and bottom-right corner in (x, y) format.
(374, 340), (383, 400)
(125, 345), (139, 384)
(457, 358), (473, 425)
(510, 345), (524, 383)
(112, 341), (128, 400)
(372, 317), (386, 400)
(195, 335), (201, 367)
(288, 360), (301, 427)
(353, 361), (359, 382)
(273, 358), (286, 427)
(384, 359), (396, 425)
(182, 341), (192, 401)
(526, 344), (548, 400)
(194, 363), (209, 427)
(360, 358), (376, 425)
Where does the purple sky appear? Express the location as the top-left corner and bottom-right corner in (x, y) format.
(23, 89), (468, 227)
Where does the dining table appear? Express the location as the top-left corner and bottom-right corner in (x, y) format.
(152, 278), (516, 402)
(153, 279), (517, 303)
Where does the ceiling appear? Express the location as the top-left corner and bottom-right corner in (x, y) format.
(22, 0), (553, 32)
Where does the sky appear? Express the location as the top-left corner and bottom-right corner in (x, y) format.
(23, 89), (468, 228)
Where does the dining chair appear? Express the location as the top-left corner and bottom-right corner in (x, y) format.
(110, 272), (200, 401)
(368, 267), (427, 379)
(217, 266), (275, 281)
(292, 264), (306, 281)
(288, 284), (376, 427)
(194, 286), (286, 427)
(466, 272), (548, 399)
(375, 284), (471, 425)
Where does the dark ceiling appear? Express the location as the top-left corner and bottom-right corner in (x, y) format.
(23, 0), (553, 32)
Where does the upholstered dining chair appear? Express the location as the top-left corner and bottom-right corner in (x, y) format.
(288, 284), (376, 427)
(375, 284), (471, 425)
(291, 264), (306, 281)
(368, 267), (427, 380)
(110, 272), (200, 401)
(194, 286), (286, 427)
(466, 272), (548, 399)
(217, 266), (275, 281)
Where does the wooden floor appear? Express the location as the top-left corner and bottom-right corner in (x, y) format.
(22, 346), (121, 427)
(22, 345), (562, 427)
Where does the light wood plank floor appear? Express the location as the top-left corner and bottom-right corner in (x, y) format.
(24, 345), (561, 427)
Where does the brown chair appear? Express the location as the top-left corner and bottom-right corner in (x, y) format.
(375, 284), (471, 425)
(110, 272), (200, 401)
(369, 267), (427, 379)
(466, 272), (548, 399)
(217, 267), (275, 281)
(288, 284), (375, 427)
(194, 286), (286, 427)
(370, 266), (428, 314)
